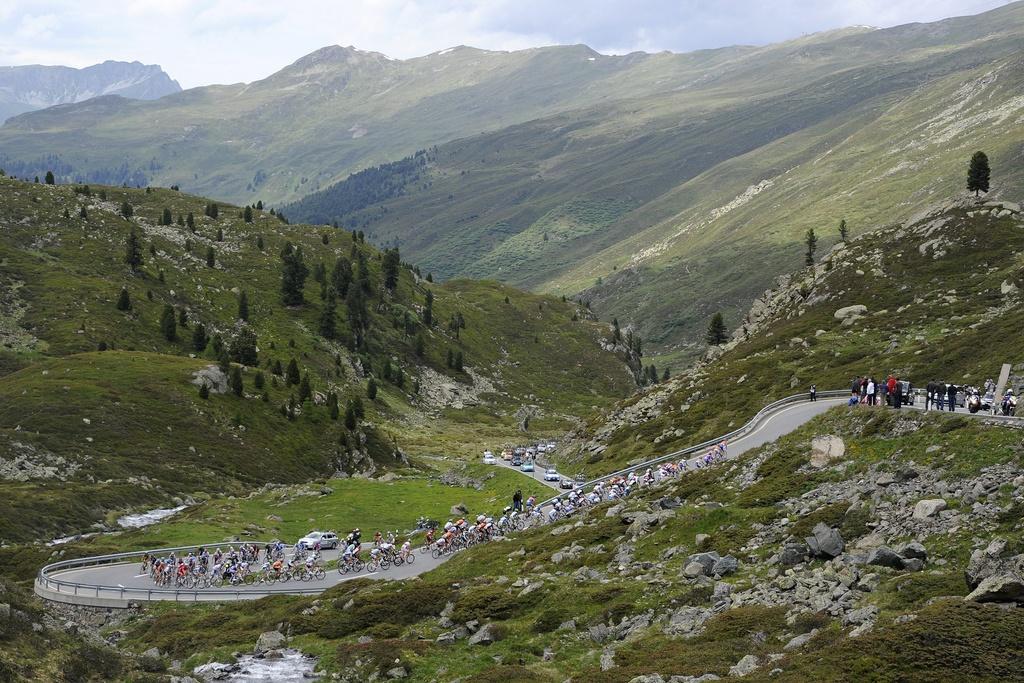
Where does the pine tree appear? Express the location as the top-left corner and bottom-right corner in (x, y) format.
(838, 218), (848, 243)
(313, 261), (326, 285)
(804, 228), (817, 266)
(205, 203), (219, 219)
(198, 382), (210, 400)
(346, 286), (368, 347)
(353, 395), (365, 419)
(662, 367), (671, 381)
(217, 347), (231, 373)
(319, 288), (338, 339)
(79, 205), (88, 219)
(44, 171), (55, 185)
(328, 392), (339, 420)
(426, 273), (433, 283)
(178, 308), (188, 328)
(121, 201), (133, 219)
(256, 200), (263, 210)
(123, 229), (143, 272)
(211, 333), (224, 356)
(238, 291), (249, 321)
(186, 212), (195, 231)
(216, 227), (223, 242)
(281, 246), (309, 306)
(272, 359), (283, 376)
(116, 288), (131, 311)
(344, 403), (357, 430)
(229, 366), (244, 396)
(415, 332), (425, 357)
(177, 214), (184, 227)
(446, 348), (454, 368)
(286, 358), (300, 386)
(298, 373), (312, 403)
(383, 248), (401, 290)
(192, 323), (208, 352)
(206, 246), (215, 268)
(612, 317), (621, 343)
(367, 377), (378, 400)
(967, 151), (991, 196)
(160, 304), (177, 341)
(243, 206), (253, 223)
(256, 235), (264, 250)
(62, 208), (70, 220)
(454, 350), (464, 372)
(254, 370), (265, 390)
(331, 256), (352, 298)
(161, 207), (172, 225)
(321, 233), (329, 245)
(356, 253), (371, 295)
(423, 289), (433, 328)
(230, 326), (258, 366)
(706, 312), (728, 345)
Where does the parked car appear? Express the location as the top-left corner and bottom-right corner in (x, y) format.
(483, 452), (497, 465)
(543, 467), (560, 482)
(560, 477), (575, 490)
(297, 531), (338, 550)
(501, 449), (514, 461)
(899, 380), (914, 405)
(512, 455), (523, 467)
(520, 461), (535, 473)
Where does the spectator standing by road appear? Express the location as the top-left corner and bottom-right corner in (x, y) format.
(809, 384), (817, 402)
(866, 378), (876, 405)
(512, 489), (523, 512)
(886, 376), (897, 406)
(947, 383), (958, 412)
(937, 383), (946, 411)
(925, 380), (935, 410)
(893, 377), (903, 410)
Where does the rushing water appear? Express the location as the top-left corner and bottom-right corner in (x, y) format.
(194, 650), (320, 682)
(117, 505), (187, 529)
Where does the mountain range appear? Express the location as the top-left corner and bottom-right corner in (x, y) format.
(2, 2), (1023, 363)
(0, 60), (180, 123)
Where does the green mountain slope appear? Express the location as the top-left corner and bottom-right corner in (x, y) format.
(282, 3), (1024, 360)
(0, 175), (633, 542)
(562, 196), (1024, 473)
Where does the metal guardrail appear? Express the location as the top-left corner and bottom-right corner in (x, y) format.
(36, 540), (331, 603)
(39, 390), (845, 603)
(536, 390), (848, 509)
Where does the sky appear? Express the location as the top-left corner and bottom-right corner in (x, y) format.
(0, 0), (1015, 88)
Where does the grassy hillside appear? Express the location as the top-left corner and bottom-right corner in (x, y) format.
(94, 406), (1024, 682)
(281, 4), (1024, 360)
(561, 197), (1024, 474)
(0, 175), (632, 542)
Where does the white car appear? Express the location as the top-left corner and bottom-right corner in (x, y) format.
(546, 442), (557, 452)
(483, 452), (497, 465)
(297, 531), (339, 549)
(543, 467), (560, 482)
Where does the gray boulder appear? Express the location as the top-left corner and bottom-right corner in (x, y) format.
(711, 555), (739, 576)
(628, 675), (665, 683)
(665, 606), (713, 637)
(966, 575), (1024, 603)
(729, 654), (760, 677)
(468, 622), (502, 646)
(898, 541), (928, 561)
(902, 558), (925, 572)
(683, 562), (706, 578)
(436, 627), (469, 644)
(386, 666), (409, 679)
(867, 546), (904, 570)
(450, 503), (468, 515)
(784, 630), (817, 650)
(688, 552), (721, 574)
(811, 523), (845, 558)
(842, 605), (878, 626)
(254, 630), (286, 653)
(780, 543), (809, 566)
(912, 499), (947, 520)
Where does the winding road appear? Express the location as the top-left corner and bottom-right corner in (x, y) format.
(36, 393), (1015, 607)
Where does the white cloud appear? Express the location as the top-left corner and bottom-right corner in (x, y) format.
(0, 0), (1014, 87)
